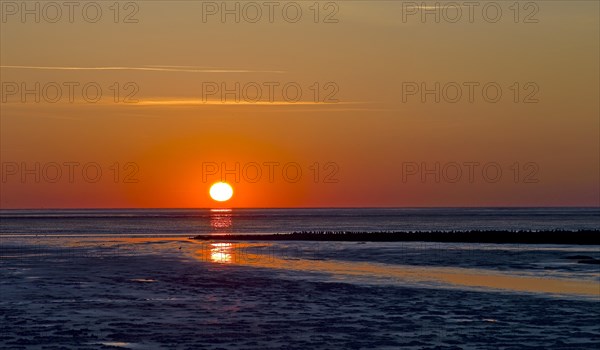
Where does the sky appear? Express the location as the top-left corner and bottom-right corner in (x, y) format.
(0, 1), (598, 208)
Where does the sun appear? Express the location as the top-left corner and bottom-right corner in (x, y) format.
(209, 182), (233, 202)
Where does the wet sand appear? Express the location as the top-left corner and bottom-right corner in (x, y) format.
(192, 241), (599, 297)
(1, 236), (599, 349)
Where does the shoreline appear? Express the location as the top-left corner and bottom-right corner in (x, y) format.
(3, 238), (599, 348)
(193, 230), (600, 245)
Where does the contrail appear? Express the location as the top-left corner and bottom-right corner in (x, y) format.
(0, 65), (285, 74)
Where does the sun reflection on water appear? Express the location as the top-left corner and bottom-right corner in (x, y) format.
(210, 243), (233, 263)
(210, 209), (232, 230)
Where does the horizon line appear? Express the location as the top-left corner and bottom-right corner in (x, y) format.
(1, 206), (598, 211)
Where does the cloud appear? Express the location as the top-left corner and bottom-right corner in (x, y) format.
(134, 99), (362, 106)
(0, 65), (284, 74)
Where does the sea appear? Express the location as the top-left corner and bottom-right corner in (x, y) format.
(1, 208), (600, 349)
(0, 207), (599, 236)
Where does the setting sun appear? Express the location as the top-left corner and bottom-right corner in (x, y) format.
(209, 182), (233, 202)
(1, 1), (599, 348)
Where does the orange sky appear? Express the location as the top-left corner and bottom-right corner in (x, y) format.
(1, 1), (598, 208)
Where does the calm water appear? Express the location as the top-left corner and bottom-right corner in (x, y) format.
(1, 208), (598, 236)
(1, 208), (599, 348)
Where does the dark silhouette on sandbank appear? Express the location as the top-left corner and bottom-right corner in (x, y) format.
(193, 229), (600, 245)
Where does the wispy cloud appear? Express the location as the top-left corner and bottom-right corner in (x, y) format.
(0, 65), (284, 74)
(134, 99), (361, 106)
(412, 5), (466, 10)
